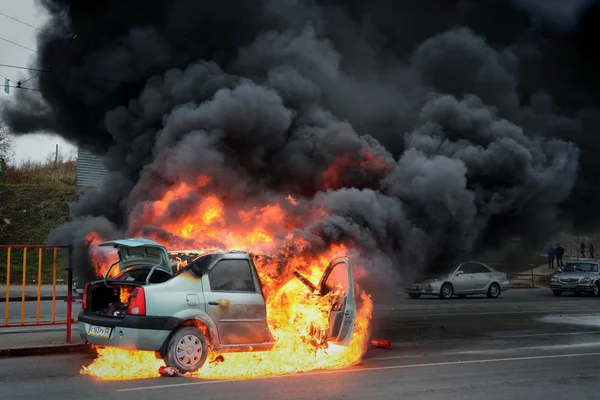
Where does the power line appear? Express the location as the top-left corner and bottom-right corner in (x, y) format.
(0, 62), (46, 72)
(19, 73), (40, 84)
(5, 84), (40, 91)
(0, 62), (121, 84)
(0, 35), (35, 52)
(0, 11), (46, 33)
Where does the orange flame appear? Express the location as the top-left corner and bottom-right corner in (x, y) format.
(80, 175), (374, 380)
(84, 232), (119, 278)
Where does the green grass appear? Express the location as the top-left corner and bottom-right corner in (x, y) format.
(0, 247), (70, 285)
(0, 184), (80, 284)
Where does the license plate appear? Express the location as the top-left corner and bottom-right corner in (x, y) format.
(88, 325), (112, 338)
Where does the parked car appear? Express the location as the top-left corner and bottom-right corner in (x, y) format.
(78, 239), (357, 373)
(550, 261), (600, 296)
(404, 261), (511, 299)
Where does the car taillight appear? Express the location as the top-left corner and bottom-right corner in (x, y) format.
(82, 282), (91, 310)
(127, 287), (146, 316)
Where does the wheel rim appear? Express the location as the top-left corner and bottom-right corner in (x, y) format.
(442, 285), (451, 298)
(595, 286), (599, 296)
(175, 335), (203, 367)
(490, 285), (499, 297)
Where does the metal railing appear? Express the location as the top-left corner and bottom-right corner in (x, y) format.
(1, 245), (74, 342)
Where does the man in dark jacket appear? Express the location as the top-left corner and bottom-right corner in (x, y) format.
(590, 243), (595, 259)
(555, 244), (565, 267)
(581, 241), (586, 258)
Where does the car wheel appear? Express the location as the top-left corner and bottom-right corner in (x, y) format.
(487, 283), (501, 299)
(594, 283), (600, 297)
(552, 290), (562, 296)
(408, 293), (421, 299)
(165, 327), (209, 374)
(439, 283), (453, 299)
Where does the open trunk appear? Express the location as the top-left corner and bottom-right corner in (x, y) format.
(90, 267), (172, 317)
(89, 239), (174, 317)
(89, 283), (139, 317)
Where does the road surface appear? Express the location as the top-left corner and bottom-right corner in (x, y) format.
(3, 336), (600, 399)
(3, 288), (600, 399)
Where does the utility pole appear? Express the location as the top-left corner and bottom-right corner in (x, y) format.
(55, 143), (58, 166)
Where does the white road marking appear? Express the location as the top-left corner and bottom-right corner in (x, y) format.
(385, 310), (600, 317)
(367, 341), (600, 361)
(117, 351), (600, 392)
(403, 330), (600, 345)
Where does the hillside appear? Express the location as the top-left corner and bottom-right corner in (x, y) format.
(0, 185), (80, 283)
(0, 185), (80, 245)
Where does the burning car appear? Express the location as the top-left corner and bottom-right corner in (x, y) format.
(78, 239), (357, 374)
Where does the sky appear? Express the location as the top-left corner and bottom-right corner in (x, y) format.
(0, 0), (76, 164)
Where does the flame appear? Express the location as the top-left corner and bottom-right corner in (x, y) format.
(84, 232), (119, 278)
(80, 175), (374, 380)
(119, 287), (134, 303)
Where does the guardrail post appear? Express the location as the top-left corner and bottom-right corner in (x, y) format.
(4, 248), (10, 327)
(66, 245), (73, 343)
(21, 248), (26, 325)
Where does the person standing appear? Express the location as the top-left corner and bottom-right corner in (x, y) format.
(590, 243), (595, 259)
(581, 241), (586, 258)
(548, 246), (555, 269)
(555, 244), (565, 267)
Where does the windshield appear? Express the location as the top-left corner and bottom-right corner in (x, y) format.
(562, 263), (598, 273)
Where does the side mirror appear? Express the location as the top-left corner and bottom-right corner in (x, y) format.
(456, 271), (464, 275)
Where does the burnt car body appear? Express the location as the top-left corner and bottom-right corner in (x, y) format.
(78, 239), (357, 373)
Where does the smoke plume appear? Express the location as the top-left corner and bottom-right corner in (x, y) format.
(2, 0), (600, 285)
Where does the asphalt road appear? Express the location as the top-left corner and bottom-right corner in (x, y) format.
(3, 339), (600, 399)
(3, 288), (600, 399)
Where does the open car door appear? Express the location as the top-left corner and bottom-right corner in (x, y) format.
(317, 257), (356, 346)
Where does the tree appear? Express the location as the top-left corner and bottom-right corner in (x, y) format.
(0, 123), (12, 161)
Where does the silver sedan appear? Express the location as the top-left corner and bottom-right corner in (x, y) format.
(404, 262), (511, 299)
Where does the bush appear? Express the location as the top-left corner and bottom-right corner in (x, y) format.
(4, 149), (77, 187)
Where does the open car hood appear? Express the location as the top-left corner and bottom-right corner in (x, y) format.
(99, 239), (172, 276)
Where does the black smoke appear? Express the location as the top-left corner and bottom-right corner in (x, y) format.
(2, 0), (600, 285)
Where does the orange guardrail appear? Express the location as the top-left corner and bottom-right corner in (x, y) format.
(1, 245), (75, 342)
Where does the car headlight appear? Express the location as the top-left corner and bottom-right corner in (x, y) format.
(551, 276), (558, 282)
(581, 277), (592, 284)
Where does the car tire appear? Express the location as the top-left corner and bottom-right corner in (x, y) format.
(439, 283), (453, 299)
(487, 283), (501, 299)
(408, 293), (421, 299)
(552, 290), (562, 296)
(594, 283), (600, 297)
(165, 326), (209, 374)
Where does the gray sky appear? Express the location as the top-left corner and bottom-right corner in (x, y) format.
(0, 0), (76, 164)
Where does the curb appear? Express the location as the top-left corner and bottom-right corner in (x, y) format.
(0, 343), (94, 358)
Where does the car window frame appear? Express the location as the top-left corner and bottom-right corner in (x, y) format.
(207, 258), (258, 293)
